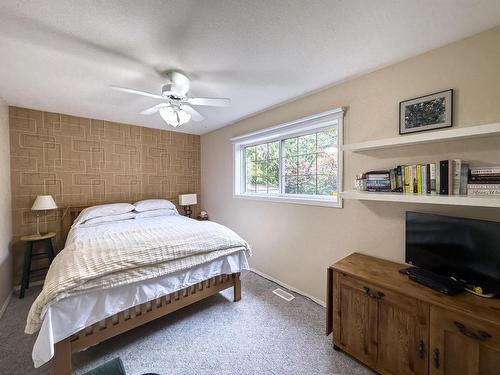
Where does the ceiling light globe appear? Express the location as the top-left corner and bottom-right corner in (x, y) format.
(159, 106), (178, 126)
(159, 106), (191, 128)
(178, 110), (191, 125)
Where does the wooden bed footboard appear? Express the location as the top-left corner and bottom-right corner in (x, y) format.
(55, 272), (241, 375)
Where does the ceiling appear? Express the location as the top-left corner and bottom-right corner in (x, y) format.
(1, 1), (500, 135)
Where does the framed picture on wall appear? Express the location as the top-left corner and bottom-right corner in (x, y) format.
(399, 89), (453, 134)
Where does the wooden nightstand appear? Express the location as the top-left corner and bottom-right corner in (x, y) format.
(196, 216), (209, 221)
(19, 232), (56, 298)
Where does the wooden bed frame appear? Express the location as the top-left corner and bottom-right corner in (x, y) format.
(54, 206), (242, 375)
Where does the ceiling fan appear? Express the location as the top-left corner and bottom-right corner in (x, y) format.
(110, 71), (231, 128)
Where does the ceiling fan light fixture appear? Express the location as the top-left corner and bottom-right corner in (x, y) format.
(110, 71), (229, 127)
(159, 106), (191, 128)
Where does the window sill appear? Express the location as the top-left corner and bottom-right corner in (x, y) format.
(233, 193), (343, 208)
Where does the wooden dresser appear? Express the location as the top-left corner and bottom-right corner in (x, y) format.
(326, 253), (500, 375)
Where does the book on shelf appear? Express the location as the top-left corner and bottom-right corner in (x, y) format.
(468, 191), (500, 196)
(366, 183), (391, 192)
(367, 188), (392, 192)
(366, 180), (391, 186)
(448, 159), (454, 195)
(435, 162), (440, 194)
(389, 169), (396, 191)
(412, 165), (417, 193)
(402, 165), (410, 193)
(460, 163), (469, 195)
(467, 166), (500, 197)
(470, 166), (500, 175)
(366, 176), (390, 179)
(365, 170), (391, 192)
(416, 165), (422, 194)
(395, 166), (403, 192)
(358, 161), (500, 197)
(425, 164), (431, 194)
(468, 183), (500, 189)
(449, 159), (469, 196)
(452, 159), (461, 195)
(423, 165), (428, 193)
(467, 184), (500, 196)
(468, 175), (500, 183)
(439, 160), (449, 195)
(366, 171), (390, 179)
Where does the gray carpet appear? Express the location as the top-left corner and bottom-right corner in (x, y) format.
(0, 272), (373, 375)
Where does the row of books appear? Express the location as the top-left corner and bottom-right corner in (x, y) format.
(468, 166), (500, 197)
(365, 162), (500, 196)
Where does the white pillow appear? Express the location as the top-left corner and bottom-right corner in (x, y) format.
(79, 212), (136, 227)
(133, 199), (176, 212)
(74, 203), (135, 225)
(134, 209), (178, 219)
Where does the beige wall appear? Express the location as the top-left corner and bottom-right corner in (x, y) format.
(201, 26), (500, 303)
(0, 97), (12, 308)
(10, 107), (201, 284)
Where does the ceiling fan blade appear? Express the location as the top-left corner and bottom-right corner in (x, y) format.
(109, 85), (163, 99)
(182, 105), (204, 122)
(140, 103), (167, 115)
(186, 97), (231, 107)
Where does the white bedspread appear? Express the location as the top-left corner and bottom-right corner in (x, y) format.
(29, 215), (250, 367)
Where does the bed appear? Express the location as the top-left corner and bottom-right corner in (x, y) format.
(25, 203), (251, 375)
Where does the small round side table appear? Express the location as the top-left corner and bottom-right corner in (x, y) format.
(19, 232), (56, 299)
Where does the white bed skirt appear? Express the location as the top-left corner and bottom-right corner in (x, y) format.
(33, 250), (249, 368)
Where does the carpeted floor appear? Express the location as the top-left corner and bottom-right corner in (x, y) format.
(0, 272), (373, 375)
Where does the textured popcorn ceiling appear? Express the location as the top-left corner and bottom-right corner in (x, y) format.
(0, 1), (500, 135)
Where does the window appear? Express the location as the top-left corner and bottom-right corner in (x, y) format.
(245, 141), (280, 194)
(232, 108), (343, 207)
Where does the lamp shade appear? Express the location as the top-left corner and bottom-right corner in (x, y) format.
(178, 194), (197, 206)
(31, 195), (58, 211)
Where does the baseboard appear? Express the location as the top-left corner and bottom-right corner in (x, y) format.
(250, 268), (326, 307)
(0, 290), (12, 319)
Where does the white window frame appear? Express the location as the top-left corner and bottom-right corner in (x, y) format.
(231, 107), (344, 208)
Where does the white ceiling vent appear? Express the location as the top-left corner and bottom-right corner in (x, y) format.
(272, 288), (295, 302)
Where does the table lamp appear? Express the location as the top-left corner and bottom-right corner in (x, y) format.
(31, 195), (58, 235)
(178, 194), (197, 218)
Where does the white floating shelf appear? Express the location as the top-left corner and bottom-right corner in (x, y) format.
(342, 122), (500, 152)
(341, 190), (500, 208)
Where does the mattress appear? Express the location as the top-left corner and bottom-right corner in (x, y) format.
(31, 215), (250, 367)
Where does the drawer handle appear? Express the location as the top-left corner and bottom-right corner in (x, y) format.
(433, 348), (440, 369)
(454, 322), (492, 342)
(418, 340), (425, 360)
(363, 287), (384, 300)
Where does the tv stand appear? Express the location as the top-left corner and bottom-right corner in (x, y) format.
(327, 253), (500, 375)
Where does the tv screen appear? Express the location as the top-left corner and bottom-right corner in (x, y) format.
(405, 211), (500, 294)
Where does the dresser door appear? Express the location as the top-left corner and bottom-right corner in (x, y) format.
(334, 273), (378, 368)
(377, 286), (429, 375)
(430, 306), (500, 375)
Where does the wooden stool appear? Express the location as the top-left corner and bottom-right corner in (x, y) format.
(19, 232), (56, 299)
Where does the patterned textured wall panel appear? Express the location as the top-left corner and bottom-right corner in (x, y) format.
(9, 107), (201, 283)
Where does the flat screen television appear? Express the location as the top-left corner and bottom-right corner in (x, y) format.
(405, 211), (500, 294)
